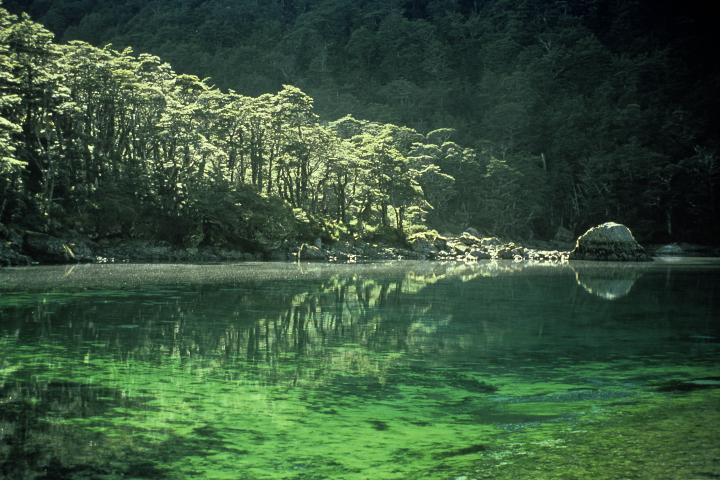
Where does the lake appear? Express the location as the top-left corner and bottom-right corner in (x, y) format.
(1, 260), (719, 479)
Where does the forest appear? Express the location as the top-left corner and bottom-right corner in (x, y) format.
(1, 0), (718, 259)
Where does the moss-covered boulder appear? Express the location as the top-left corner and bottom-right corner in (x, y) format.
(456, 232), (482, 246)
(467, 249), (492, 260)
(480, 237), (503, 247)
(569, 222), (650, 261)
(407, 230), (448, 258)
(496, 243), (525, 260)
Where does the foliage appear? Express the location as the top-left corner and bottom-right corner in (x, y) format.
(2, 1), (719, 243)
(0, 7), (469, 248)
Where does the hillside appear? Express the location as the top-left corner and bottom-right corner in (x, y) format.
(1, 0), (719, 251)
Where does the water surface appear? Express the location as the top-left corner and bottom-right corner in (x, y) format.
(1, 260), (719, 479)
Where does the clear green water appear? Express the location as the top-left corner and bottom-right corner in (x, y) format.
(0, 260), (718, 479)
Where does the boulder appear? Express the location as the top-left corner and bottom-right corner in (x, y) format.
(457, 232), (482, 246)
(511, 246), (527, 260)
(569, 222), (650, 261)
(464, 227), (481, 237)
(480, 237), (503, 247)
(409, 236), (437, 256)
(23, 231), (95, 264)
(467, 249), (492, 260)
(407, 231), (447, 258)
(446, 239), (469, 255)
(495, 243), (524, 260)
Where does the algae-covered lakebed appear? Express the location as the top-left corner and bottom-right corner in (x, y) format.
(0, 260), (719, 479)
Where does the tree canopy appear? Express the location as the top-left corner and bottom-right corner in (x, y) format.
(1, 1), (718, 245)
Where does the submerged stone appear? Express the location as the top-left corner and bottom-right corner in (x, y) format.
(451, 376), (498, 394)
(655, 377), (720, 393)
(369, 420), (389, 431)
(435, 443), (488, 459)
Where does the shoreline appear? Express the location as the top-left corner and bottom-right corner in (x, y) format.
(3, 222), (718, 268)
(3, 235), (718, 269)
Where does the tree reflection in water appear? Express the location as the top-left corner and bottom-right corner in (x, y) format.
(1, 261), (718, 478)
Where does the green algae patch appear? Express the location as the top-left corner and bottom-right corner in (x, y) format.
(471, 390), (720, 480)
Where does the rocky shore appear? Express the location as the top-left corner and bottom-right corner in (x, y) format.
(1, 221), (716, 267)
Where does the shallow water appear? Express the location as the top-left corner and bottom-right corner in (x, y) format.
(0, 260), (719, 479)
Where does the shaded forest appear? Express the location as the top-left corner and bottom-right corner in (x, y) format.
(1, 0), (719, 250)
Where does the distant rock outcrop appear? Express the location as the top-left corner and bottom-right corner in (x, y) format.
(569, 222), (650, 261)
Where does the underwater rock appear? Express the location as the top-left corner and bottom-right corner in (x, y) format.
(655, 377), (720, 393)
(369, 420), (389, 431)
(434, 443), (488, 459)
(569, 222), (650, 261)
(453, 377), (497, 393)
(573, 264), (643, 300)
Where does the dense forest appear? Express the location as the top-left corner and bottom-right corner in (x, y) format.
(1, 0), (718, 256)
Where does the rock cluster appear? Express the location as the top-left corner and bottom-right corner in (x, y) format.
(0, 221), (662, 267)
(569, 222), (650, 261)
(409, 231), (569, 263)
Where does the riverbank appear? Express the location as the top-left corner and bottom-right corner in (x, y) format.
(1, 223), (718, 267)
(0, 224), (571, 267)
